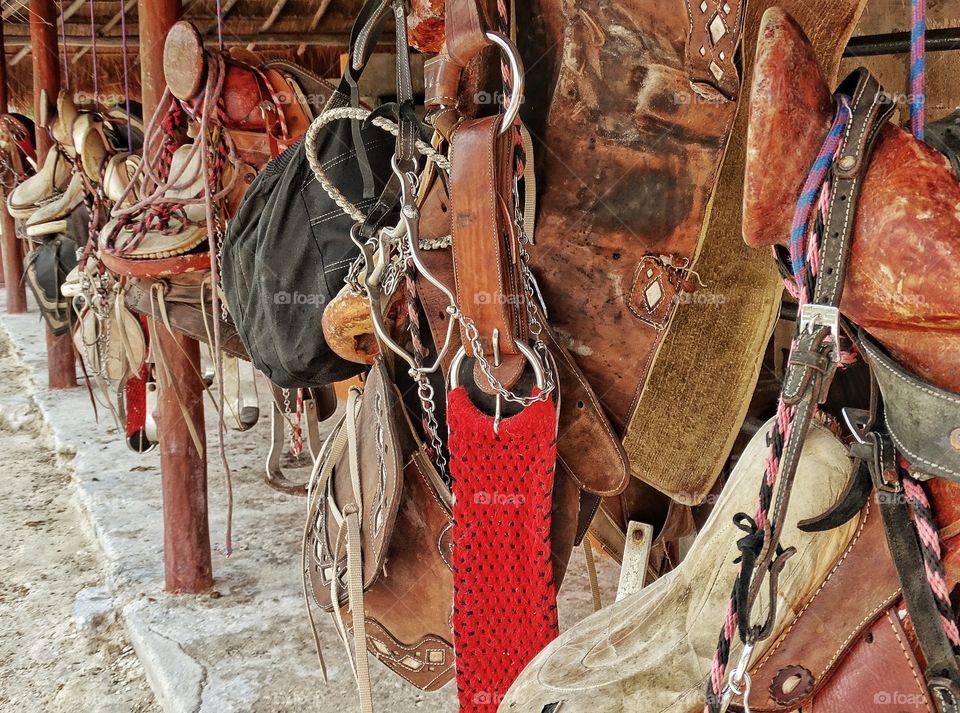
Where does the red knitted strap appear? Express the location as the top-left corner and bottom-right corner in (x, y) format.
(125, 317), (151, 449)
(124, 367), (148, 442)
(447, 386), (559, 711)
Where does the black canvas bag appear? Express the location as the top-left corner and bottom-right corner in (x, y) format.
(221, 0), (408, 388)
(222, 121), (395, 388)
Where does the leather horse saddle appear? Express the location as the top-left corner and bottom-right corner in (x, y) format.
(406, 0), (873, 566)
(504, 7), (960, 712)
(302, 0), (867, 704)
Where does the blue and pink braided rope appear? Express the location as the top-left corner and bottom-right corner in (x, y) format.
(705, 98), (852, 713)
(911, 0), (927, 140)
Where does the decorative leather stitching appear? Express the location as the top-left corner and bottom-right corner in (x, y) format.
(752, 498), (903, 709)
(864, 340), (960, 405)
(885, 610), (935, 713)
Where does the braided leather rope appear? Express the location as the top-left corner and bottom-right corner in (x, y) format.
(911, 0), (927, 139)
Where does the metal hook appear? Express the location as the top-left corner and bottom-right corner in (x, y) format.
(448, 340), (546, 391)
(719, 641), (755, 713)
(350, 156), (459, 376)
(492, 329), (502, 433)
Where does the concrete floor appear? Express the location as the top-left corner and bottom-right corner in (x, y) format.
(0, 291), (620, 713)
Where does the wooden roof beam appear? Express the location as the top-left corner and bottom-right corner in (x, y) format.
(298, 0), (333, 57)
(1, 0), (28, 21)
(71, 0), (137, 63)
(248, 0), (290, 51)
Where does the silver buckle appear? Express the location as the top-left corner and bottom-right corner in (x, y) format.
(798, 303), (841, 362)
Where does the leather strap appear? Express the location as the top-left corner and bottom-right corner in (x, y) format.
(869, 429), (960, 712)
(329, 0), (415, 235)
(445, 0), (491, 68)
(740, 70), (894, 642)
(812, 70), (894, 307)
(448, 116), (527, 385)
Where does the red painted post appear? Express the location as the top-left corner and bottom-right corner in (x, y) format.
(0, 18), (26, 311)
(138, 0), (214, 594)
(30, 0), (77, 388)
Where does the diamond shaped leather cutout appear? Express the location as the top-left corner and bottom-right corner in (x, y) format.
(723, 2), (731, 13)
(710, 60), (724, 81)
(709, 14), (726, 44)
(700, 1), (708, 12)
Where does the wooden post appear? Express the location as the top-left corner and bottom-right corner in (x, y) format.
(30, 0), (76, 388)
(0, 18), (26, 311)
(139, 0), (213, 594)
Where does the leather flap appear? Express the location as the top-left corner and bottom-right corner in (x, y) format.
(748, 498), (901, 711)
(860, 332), (960, 482)
(311, 361), (405, 610)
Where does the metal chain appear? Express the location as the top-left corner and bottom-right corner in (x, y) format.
(415, 372), (448, 478)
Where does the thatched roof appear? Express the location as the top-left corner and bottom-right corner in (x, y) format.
(0, 0), (373, 113)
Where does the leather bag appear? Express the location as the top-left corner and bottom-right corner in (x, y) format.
(304, 359), (457, 693)
(24, 235), (78, 336)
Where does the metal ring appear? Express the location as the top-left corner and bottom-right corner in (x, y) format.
(448, 340), (545, 391)
(484, 31), (525, 136)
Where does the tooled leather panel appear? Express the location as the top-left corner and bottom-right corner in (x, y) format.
(807, 610), (934, 713)
(748, 499), (902, 711)
(311, 363), (404, 610)
(364, 619), (455, 691)
(684, 0), (745, 100)
(312, 435), (457, 691)
(517, 0), (739, 427)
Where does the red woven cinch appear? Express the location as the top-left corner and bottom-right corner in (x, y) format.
(447, 386), (559, 712)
